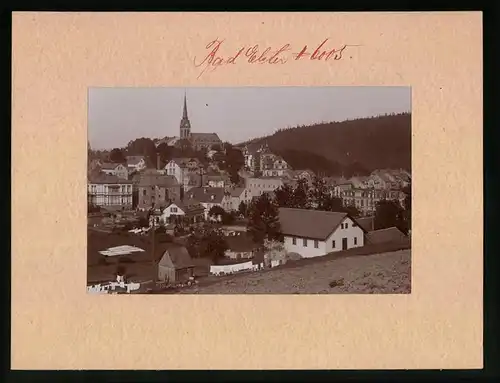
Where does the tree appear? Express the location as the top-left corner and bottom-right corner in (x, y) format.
(211, 144), (222, 152)
(291, 178), (310, 209)
(238, 201), (248, 217)
(401, 184), (411, 234)
(342, 204), (361, 218)
(156, 143), (175, 168)
(109, 148), (126, 163)
(309, 177), (329, 210)
(247, 193), (281, 244)
(208, 205), (226, 221)
(374, 199), (405, 231)
(273, 183), (294, 208)
(320, 195), (344, 212)
(216, 143), (244, 185)
(126, 138), (157, 166)
(187, 225), (228, 263)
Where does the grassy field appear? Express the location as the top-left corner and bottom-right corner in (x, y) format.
(176, 249), (411, 294)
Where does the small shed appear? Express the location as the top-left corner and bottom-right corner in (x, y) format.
(157, 244), (195, 284)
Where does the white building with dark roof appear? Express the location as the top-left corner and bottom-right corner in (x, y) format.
(278, 208), (365, 258)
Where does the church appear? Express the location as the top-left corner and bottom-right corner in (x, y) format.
(157, 93), (222, 151)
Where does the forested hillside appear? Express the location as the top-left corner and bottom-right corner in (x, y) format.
(240, 113), (411, 177)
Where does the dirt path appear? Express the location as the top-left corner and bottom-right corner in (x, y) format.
(178, 250), (411, 294)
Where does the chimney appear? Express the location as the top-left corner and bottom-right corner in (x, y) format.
(156, 153), (160, 170)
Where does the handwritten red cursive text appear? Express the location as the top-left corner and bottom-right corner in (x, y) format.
(193, 38), (356, 79)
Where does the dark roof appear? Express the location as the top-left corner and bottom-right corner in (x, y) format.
(229, 187), (246, 197)
(186, 187), (225, 204)
(278, 208), (349, 241)
(138, 174), (179, 188)
(225, 234), (258, 252)
(88, 172), (132, 184)
(190, 133), (221, 142)
(356, 216), (375, 232)
(366, 227), (407, 245)
(158, 244), (194, 269)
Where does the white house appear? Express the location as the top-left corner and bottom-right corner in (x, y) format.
(164, 157), (201, 186)
(99, 162), (129, 180)
(159, 200), (205, 224)
(278, 208), (365, 259)
(126, 156), (147, 173)
(88, 173), (133, 209)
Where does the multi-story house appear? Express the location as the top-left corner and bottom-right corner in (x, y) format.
(184, 187), (232, 219)
(227, 187), (252, 211)
(245, 176), (284, 200)
(341, 188), (407, 216)
(137, 173), (181, 211)
(88, 173), (133, 210)
(261, 156), (289, 177)
(164, 157), (203, 188)
(99, 162), (129, 180)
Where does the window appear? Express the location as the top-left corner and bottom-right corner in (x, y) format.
(354, 237), (358, 245)
(292, 237), (296, 245)
(303, 238), (307, 247)
(171, 207), (178, 213)
(314, 240), (319, 248)
(143, 190), (146, 196)
(332, 240), (336, 248)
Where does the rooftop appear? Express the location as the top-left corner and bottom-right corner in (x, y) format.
(366, 227), (408, 245)
(279, 208), (358, 241)
(88, 172), (132, 185)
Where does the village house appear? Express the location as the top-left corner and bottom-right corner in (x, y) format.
(278, 208), (365, 258)
(137, 173), (181, 210)
(261, 154), (289, 177)
(88, 172), (133, 210)
(159, 199), (205, 225)
(125, 155), (147, 173)
(292, 169), (316, 183)
(157, 243), (195, 284)
(205, 174), (230, 188)
(341, 188), (406, 216)
(98, 162), (129, 180)
(227, 187), (252, 211)
(164, 157), (203, 187)
(185, 187), (232, 219)
(245, 176), (284, 200)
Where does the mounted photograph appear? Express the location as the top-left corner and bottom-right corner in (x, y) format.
(87, 86), (412, 295)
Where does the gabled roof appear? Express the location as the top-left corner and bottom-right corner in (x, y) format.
(100, 162), (125, 170)
(158, 244), (194, 269)
(186, 187), (226, 204)
(229, 187), (246, 197)
(279, 208), (360, 241)
(190, 132), (221, 142)
(88, 172), (132, 184)
(165, 199), (205, 215)
(138, 174), (179, 188)
(366, 227), (407, 244)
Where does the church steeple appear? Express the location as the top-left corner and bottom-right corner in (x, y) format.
(179, 91), (191, 140)
(182, 91), (188, 119)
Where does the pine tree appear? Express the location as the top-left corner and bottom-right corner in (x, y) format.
(291, 178), (310, 209)
(247, 193), (282, 244)
(273, 183), (294, 208)
(309, 177), (329, 210)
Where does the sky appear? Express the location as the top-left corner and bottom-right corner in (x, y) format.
(88, 87), (411, 150)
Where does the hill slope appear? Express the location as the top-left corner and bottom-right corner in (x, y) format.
(239, 113), (411, 176)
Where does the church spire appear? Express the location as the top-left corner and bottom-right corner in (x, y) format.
(179, 90), (191, 140)
(182, 91), (188, 119)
